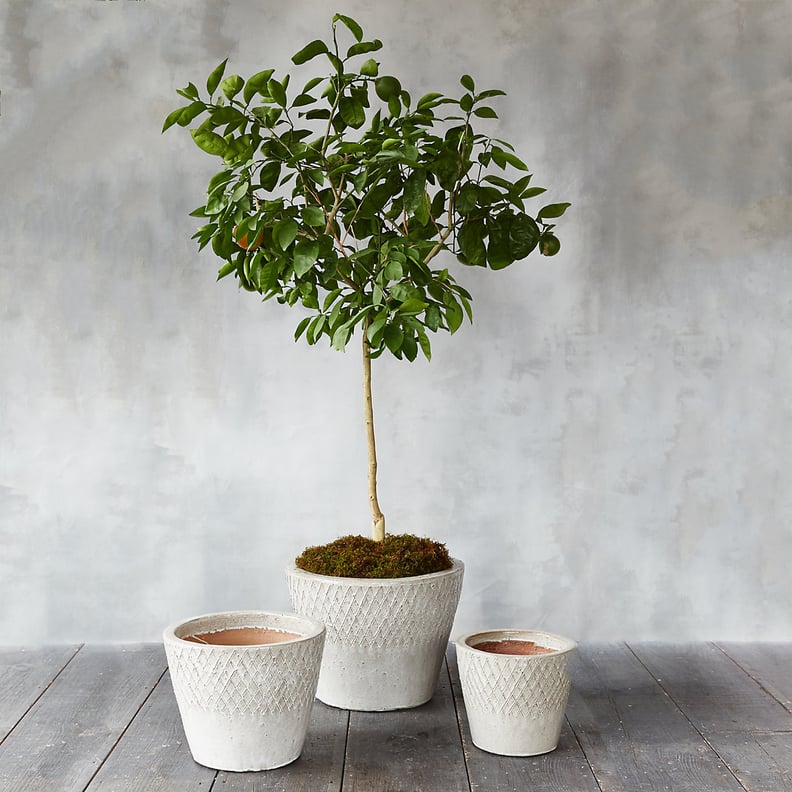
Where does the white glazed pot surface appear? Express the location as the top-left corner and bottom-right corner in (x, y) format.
(287, 560), (464, 711)
(163, 610), (325, 771)
(456, 628), (576, 756)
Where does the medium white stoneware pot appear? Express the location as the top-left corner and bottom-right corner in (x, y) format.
(456, 629), (576, 756)
(286, 559), (464, 711)
(163, 611), (325, 771)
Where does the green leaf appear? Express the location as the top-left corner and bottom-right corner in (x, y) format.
(384, 260), (403, 281)
(217, 261), (236, 280)
(307, 315), (326, 344)
(398, 298), (429, 315)
(243, 69), (275, 104)
(338, 96), (366, 128)
(401, 334), (418, 361)
(360, 58), (379, 77)
(473, 106), (498, 119)
(458, 219), (486, 267)
(324, 51), (344, 74)
(417, 92), (443, 109)
(521, 186), (547, 199)
(347, 40), (383, 57)
(425, 304), (441, 331)
(510, 213), (540, 259)
(375, 75), (402, 101)
(414, 193), (430, 225)
(294, 316), (311, 341)
(292, 93), (317, 107)
(383, 324), (404, 356)
(333, 13), (363, 42)
(207, 58), (228, 95)
(275, 218), (298, 250)
(177, 82), (200, 100)
(259, 161), (281, 191)
(301, 76), (323, 93)
(332, 323), (352, 351)
(302, 205), (325, 227)
(476, 89), (507, 100)
(431, 152), (460, 190)
(540, 232), (561, 256)
(305, 108), (331, 120)
(163, 104), (205, 133)
(293, 240), (319, 277)
(329, 300), (343, 328)
(268, 78), (287, 107)
(455, 182), (479, 214)
(445, 299), (464, 333)
(207, 169), (233, 193)
(403, 169), (426, 214)
(460, 93), (474, 113)
(416, 328), (432, 360)
(390, 283), (414, 302)
(458, 293), (473, 322)
(460, 74), (475, 92)
(292, 39), (329, 65)
(492, 145), (529, 171)
(221, 74), (244, 100)
(538, 202), (571, 220)
(323, 289), (342, 311)
(367, 314), (387, 342)
(387, 96), (401, 117)
(190, 128), (227, 156)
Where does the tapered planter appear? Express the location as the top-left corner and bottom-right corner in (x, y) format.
(286, 559), (464, 711)
(163, 611), (325, 771)
(456, 629), (576, 756)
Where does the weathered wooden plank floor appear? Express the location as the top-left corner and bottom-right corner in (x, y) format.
(0, 644), (790, 792)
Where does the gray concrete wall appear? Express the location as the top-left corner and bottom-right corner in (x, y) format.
(1, 0), (791, 642)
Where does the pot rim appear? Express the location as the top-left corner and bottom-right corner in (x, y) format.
(456, 628), (577, 658)
(285, 557), (464, 586)
(163, 609), (325, 650)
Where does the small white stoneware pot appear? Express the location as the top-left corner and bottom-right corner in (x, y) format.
(286, 560), (464, 711)
(163, 611), (325, 771)
(456, 628), (576, 756)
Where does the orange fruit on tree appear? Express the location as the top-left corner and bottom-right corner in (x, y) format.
(233, 225), (264, 251)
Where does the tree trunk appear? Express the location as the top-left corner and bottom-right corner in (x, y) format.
(362, 317), (385, 541)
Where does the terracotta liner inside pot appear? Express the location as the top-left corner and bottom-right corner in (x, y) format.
(183, 627), (302, 646)
(473, 639), (554, 656)
(462, 629), (576, 658)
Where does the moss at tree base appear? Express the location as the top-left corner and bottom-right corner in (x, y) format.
(295, 534), (453, 579)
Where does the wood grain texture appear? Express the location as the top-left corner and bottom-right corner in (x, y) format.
(568, 643), (744, 792)
(84, 671), (215, 792)
(3, 643), (791, 791)
(446, 644), (600, 792)
(343, 660), (469, 792)
(717, 643), (792, 712)
(631, 642), (792, 792)
(214, 700), (348, 792)
(0, 646), (80, 742)
(630, 643), (791, 733)
(0, 644), (166, 792)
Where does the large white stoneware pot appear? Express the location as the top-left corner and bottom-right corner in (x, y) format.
(163, 611), (325, 771)
(456, 629), (576, 756)
(286, 560), (464, 711)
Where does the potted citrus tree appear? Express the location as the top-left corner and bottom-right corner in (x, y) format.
(163, 13), (569, 711)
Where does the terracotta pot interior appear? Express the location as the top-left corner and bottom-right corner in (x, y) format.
(473, 639), (555, 656)
(182, 627), (302, 646)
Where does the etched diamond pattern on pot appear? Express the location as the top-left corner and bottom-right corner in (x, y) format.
(458, 652), (571, 718)
(287, 570), (463, 649)
(166, 639), (323, 716)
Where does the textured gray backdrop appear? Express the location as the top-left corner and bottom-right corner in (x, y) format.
(1, 0), (791, 642)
